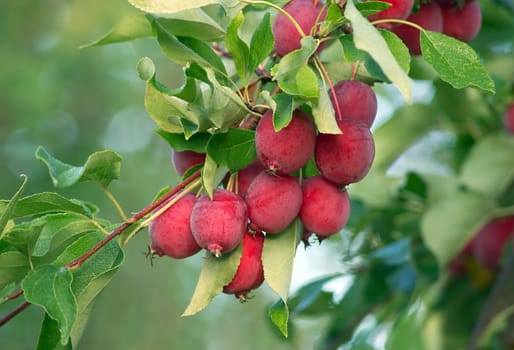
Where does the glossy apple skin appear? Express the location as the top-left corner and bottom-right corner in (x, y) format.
(172, 150), (205, 176)
(329, 80), (378, 128)
(190, 189), (247, 257)
(272, 0), (326, 56)
(149, 192), (201, 259)
(392, 3), (443, 55)
(255, 109), (316, 175)
(223, 231), (265, 300)
(315, 119), (375, 185)
(368, 0), (414, 28)
(245, 171), (303, 234)
(300, 176), (351, 237)
(440, 0), (482, 42)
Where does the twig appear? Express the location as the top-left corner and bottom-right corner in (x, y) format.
(0, 301), (30, 327)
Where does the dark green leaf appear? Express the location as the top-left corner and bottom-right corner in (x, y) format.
(157, 9), (226, 41)
(248, 12), (274, 75)
(1, 192), (96, 220)
(31, 213), (102, 261)
(226, 12), (250, 84)
(36, 147), (122, 188)
(289, 274), (339, 315)
(262, 219), (301, 302)
(269, 299), (289, 337)
(80, 13), (152, 49)
(203, 68), (249, 130)
(3, 220), (45, 256)
(0, 175), (27, 236)
(345, 0), (411, 102)
(155, 20), (226, 74)
(36, 314), (72, 350)
(156, 130), (211, 152)
(0, 250), (30, 287)
(460, 134), (514, 198)
(355, 1), (391, 17)
(23, 265), (77, 344)
(271, 94), (294, 131)
(207, 129), (256, 172)
(182, 246), (242, 316)
(420, 31), (495, 94)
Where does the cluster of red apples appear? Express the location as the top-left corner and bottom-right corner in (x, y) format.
(149, 81), (377, 299)
(147, 0), (382, 300)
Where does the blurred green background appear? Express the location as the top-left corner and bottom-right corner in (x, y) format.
(0, 1), (341, 349)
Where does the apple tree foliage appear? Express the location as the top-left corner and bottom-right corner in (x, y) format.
(1, 0), (514, 349)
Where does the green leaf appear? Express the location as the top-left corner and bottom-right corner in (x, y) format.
(271, 36), (317, 84)
(340, 30), (410, 83)
(203, 68), (249, 130)
(3, 220), (45, 257)
(226, 12), (250, 84)
(31, 213), (102, 261)
(156, 130), (211, 153)
(312, 88), (342, 134)
(201, 155), (228, 199)
(157, 9), (226, 41)
(280, 64), (320, 98)
(128, 0), (241, 15)
(372, 104), (437, 170)
(460, 134), (514, 198)
(262, 219), (301, 302)
(248, 12), (274, 75)
(80, 13), (153, 49)
(182, 247), (242, 316)
(269, 299), (289, 337)
(36, 147), (122, 188)
(1, 192), (97, 220)
(271, 37), (320, 98)
(355, 1), (391, 17)
(288, 274), (340, 314)
(0, 174), (27, 236)
(271, 94), (295, 131)
(420, 31), (495, 94)
(23, 265), (77, 344)
(36, 314), (72, 350)
(155, 20), (226, 74)
(0, 250), (30, 287)
(345, 0), (412, 102)
(421, 191), (496, 267)
(207, 129), (256, 172)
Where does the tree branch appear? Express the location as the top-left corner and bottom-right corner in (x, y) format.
(0, 169), (202, 327)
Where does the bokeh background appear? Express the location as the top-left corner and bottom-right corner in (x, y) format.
(0, 1), (346, 349)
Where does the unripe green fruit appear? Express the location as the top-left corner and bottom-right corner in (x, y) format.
(223, 230), (265, 301)
(245, 171), (302, 234)
(190, 189), (247, 257)
(149, 192), (201, 259)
